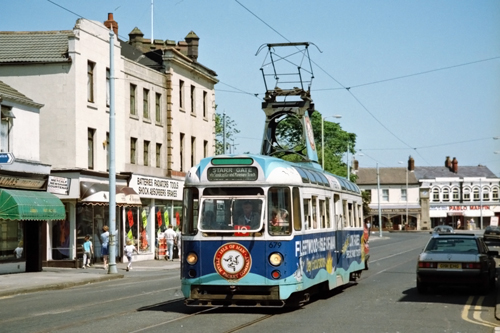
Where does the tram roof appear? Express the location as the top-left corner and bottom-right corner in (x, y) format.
(189, 154), (361, 195)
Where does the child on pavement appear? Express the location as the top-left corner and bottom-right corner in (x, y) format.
(82, 235), (93, 269)
(124, 239), (138, 271)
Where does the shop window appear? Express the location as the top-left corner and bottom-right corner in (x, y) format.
(75, 204), (121, 263)
(0, 220), (24, 261)
(51, 209), (70, 260)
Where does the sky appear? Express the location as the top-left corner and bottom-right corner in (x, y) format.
(2, 0), (500, 176)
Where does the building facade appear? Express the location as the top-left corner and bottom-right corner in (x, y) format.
(0, 80), (65, 274)
(0, 14), (217, 268)
(356, 156), (500, 231)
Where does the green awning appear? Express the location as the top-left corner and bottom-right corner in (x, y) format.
(0, 188), (66, 221)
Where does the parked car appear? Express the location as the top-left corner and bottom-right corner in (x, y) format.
(483, 225), (500, 248)
(484, 225), (500, 238)
(430, 225), (454, 234)
(416, 233), (498, 293)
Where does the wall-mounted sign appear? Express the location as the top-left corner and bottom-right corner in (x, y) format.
(0, 175), (45, 189)
(47, 176), (71, 195)
(0, 152), (14, 164)
(207, 167), (258, 181)
(130, 175), (183, 200)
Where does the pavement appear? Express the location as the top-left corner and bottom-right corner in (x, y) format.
(0, 258), (180, 298)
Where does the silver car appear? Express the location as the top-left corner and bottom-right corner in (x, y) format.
(416, 233), (498, 293)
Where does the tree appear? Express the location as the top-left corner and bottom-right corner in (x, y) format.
(215, 112), (240, 155)
(275, 110), (357, 179)
(310, 111), (356, 179)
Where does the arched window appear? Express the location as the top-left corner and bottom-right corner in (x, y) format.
(463, 187), (471, 201)
(432, 188), (440, 202)
(452, 188), (460, 202)
(442, 188), (450, 201)
(493, 187), (499, 201)
(473, 188), (480, 201)
(483, 187), (489, 201)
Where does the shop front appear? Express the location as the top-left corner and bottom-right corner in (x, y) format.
(430, 204), (498, 230)
(129, 174), (184, 261)
(366, 204), (421, 230)
(0, 187), (65, 274)
(46, 171), (142, 268)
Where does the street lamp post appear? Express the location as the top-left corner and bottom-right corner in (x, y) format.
(399, 161), (409, 228)
(321, 115), (342, 169)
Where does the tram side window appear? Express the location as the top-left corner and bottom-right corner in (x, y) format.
(342, 200), (348, 228)
(348, 202), (353, 227)
(312, 196), (317, 229)
(182, 187), (199, 235)
(303, 199), (311, 230)
(293, 187), (301, 231)
(268, 187), (291, 236)
(319, 199), (325, 229)
(325, 198), (331, 229)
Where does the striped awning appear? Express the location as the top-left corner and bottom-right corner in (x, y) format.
(0, 188), (66, 221)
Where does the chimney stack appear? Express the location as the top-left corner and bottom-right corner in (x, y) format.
(408, 155), (414, 171)
(185, 31), (199, 61)
(452, 157), (458, 173)
(445, 156), (451, 169)
(104, 13), (119, 35)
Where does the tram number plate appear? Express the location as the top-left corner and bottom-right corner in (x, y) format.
(438, 263), (461, 269)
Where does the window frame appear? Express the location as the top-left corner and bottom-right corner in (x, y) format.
(130, 84), (137, 116)
(87, 61), (95, 103)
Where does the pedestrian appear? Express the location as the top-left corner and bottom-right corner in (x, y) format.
(100, 225), (110, 269)
(165, 225), (177, 261)
(176, 226), (182, 259)
(124, 239), (138, 271)
(82, 235), (93, 269)
(13, 241), (23, 259)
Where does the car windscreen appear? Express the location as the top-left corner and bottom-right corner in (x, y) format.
(425, 238), (478, 254)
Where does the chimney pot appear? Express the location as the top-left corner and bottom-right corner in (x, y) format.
(104, 12), (119, 35)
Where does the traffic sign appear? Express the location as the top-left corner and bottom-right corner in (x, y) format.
(0, 152), (15, 164)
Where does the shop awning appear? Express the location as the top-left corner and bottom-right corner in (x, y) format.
(429, 210), (447, 218)
(0, 188), (66, 221)
(80, 182), (141, 206)
(464, 210), (494, 217)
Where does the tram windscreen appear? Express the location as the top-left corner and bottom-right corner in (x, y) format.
(199, 198), (263, 233)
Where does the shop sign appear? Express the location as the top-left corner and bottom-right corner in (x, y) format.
(47, 176), (71, 195)
(130, 175), (183, 200)
(0, 175), (45, 189)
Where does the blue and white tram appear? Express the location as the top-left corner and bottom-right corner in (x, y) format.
(180, 154), (369, 307)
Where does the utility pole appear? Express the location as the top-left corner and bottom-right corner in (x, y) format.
(108, 28), (117, 274)
(377, 163), (382, 238)
(222, 111), (226, 154)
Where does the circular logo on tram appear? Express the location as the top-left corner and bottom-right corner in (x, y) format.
(214, 243), (252, 280)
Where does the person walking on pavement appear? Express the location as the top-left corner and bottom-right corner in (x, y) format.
(100, 226), (110, 269)
(82, 235), (93, 269)
(124, 239), (138, 271)
(165, 225), (177, 261)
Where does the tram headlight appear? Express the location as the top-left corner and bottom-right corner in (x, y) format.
(269, 252), (283, 266)
(186, 252), (198, 265)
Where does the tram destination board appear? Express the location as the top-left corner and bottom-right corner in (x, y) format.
(207, 167), (258, 181)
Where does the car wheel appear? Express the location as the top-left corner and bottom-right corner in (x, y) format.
(417, 280), (427, 294)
